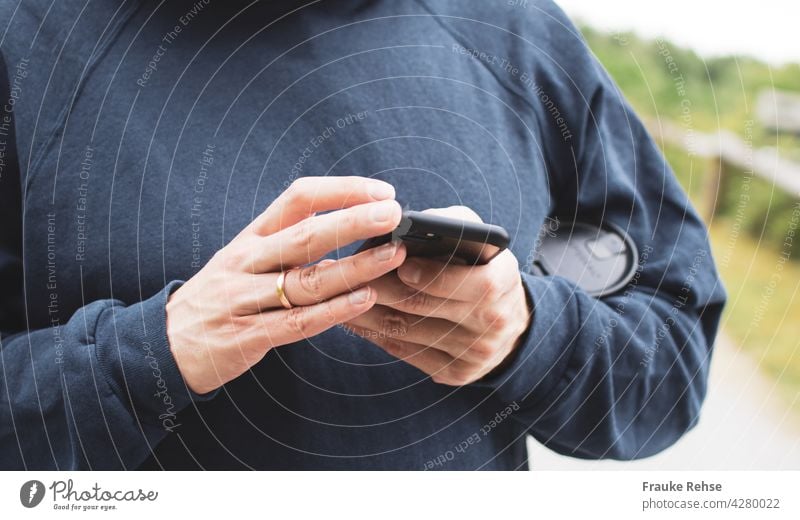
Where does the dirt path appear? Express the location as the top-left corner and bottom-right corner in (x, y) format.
(527, 334), (800, 469)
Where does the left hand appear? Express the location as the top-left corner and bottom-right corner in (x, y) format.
(345, 206), (533, 386)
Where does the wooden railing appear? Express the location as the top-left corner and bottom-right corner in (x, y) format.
(646, 119), (800, 220)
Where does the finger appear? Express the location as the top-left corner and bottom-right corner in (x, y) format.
(280, 242), (406, 306)
(258, 286), (378, 346)
(251, 177), (396, 236)
(422, 205), (482, 222)
(396, 250), (519, 301)
(381, 326), (488, 364)
(345, 324), (456, 380)
(239, 244), (405, 314)
(370, 273), (471, 322)
(373, 276), (502, 336)
(247, 199), (402, 272)
(346, 306), (486, 361)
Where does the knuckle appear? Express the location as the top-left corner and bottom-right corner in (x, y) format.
(227, 315), (258, 345)
(481, 308), (507, 331)
(448, 365), (475, 385)
(347, 251), (367, 274)
(349, 252), (380, 281)
(225, 313), (247, 330)
(290, 221), (316, 252)
(230, 278), (256, 310)
(380, 312), (408, 339)
(404, 290), (432, 315)
(281, 185), (301, 209)
(286, 178), (310, 200)
(382, 338), (406, 357)
(216, 246), (246, 271)
(338, 208), (359, 235)
(470, 339), (495, 359)
(492, 313), (509, 332)
(298, 264), (324, 302)
(286, 307), (311, 336)
(478, 306), (500, 325)
(321, 300), (338, 325)
(480, 275), (499, 297)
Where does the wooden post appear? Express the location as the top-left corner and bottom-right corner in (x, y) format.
(704, 155), (726, 222)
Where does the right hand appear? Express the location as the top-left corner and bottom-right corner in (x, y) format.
(166, 177), (406, 394)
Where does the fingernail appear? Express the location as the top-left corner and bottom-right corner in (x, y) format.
(349, 287), (371, 304)
(398, 263), (421, 284)
(371, 200), (398, 222)
(367, 182), (395, 201)
(374, 242), (397, 261)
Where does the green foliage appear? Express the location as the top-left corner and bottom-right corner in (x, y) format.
(581, 26), (800, 152)
(717, 169), (800, 260)
(708, 221), (800, 417)
(580, 26), (800, 260)
(660, 145), (704, 201)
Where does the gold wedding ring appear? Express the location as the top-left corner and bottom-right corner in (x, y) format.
(276, 270), (294, 309)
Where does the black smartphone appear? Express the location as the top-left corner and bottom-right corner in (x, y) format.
(357, 210), (510, 265)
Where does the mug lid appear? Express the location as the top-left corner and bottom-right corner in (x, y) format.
(531, 219), (639, 298)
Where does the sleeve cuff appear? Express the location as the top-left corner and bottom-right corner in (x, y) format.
(95, 280), (219, 427)
(470, 273), (581, 407)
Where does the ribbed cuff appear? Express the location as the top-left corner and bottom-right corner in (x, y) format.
(470, 273), (580, 407)
(95, 281), (219, 428)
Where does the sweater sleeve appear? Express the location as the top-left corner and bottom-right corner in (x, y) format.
(474, 6), (727, 460)
(0, 53), (217, 470)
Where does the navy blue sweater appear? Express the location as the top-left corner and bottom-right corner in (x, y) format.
(0, 0), (725, 470)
